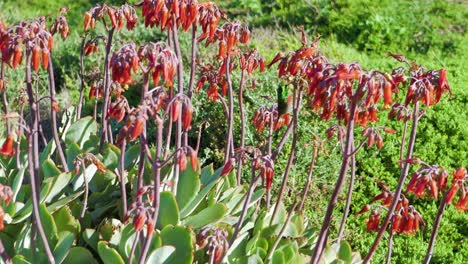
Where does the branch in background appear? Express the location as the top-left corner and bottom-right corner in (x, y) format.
(236, 70), (246, 186)
(337, 138), (356, 242)
(77, 33), (88, 120)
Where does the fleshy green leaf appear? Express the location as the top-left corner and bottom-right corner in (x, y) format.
(160, 225), (194, 264)
(176, 160), (201, 210)
(157, 192), (180, 229)
(183, 203), (227, 229)
(337, 241), (353, 263)
(39, 204), (59, 247)
(97, 241), (125, 264)
(146, 245), (176, 264)
(53, 231), (75, 264)
(65, 116), (98, 148)
(42, 159), (61, 178)
(63, 247), (98, 264)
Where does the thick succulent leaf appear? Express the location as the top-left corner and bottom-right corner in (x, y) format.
(63, 247), (98, 264)
(156, 192), (180, 229)
(183, 203), (227, 229)
(39, 204), (59, 247)
(146, 245), (176, 264)
(65, 116), (98, 148)
(337, 241), (353, 264)
(53, 231), (75, 264)
(176, 160), (201, 210)
(160, 225), (194, 264)
(97, 241), (125, 264)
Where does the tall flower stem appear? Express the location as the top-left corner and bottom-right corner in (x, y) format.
(25, 51), (55, 264)
(77, 33), (88, 120)
(423, 190), (449, 264)
(363, 102), (420, 263)
(298, 142), (319, 211)
(119, 138), (128, 218)
(235, 70), (246, 185)
(310, 98), (357, 264)
(270, 88), (303, 224)
(0, 62), (10, 134)
(47, 56), (68, 171)
(99, 28), (115, 152)
(171, 22), (184, 194)
(224, 55), (234, 164)
(337, 138), (356, 242)
(138, 118), (163, 264)
(385, 229), (394, 264)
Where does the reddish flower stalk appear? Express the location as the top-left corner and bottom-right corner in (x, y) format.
(337, 138), (356, 242)
(138, 117), (163, 264)
(47, 56), (68, 172)
(363, 102), (420, 263)
(98, 27), (115, 152)
(270, 88), (303, 224)
(0, 62), (10, 135)
(171, 19), (184, 193)
(309, 96), (357, 264)
(298, 141), (320, 211)
(223, 55), (235, 165)
(77, 33), (88, 119)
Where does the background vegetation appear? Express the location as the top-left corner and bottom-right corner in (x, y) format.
(0, 0), (466, 263)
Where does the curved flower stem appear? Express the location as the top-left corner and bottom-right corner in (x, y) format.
(80, 163), (89, 218)
(298, 143), (319, 212)
(226, 161), (260, 261)
(224, 55), (234, 164)
(119, 138), (128, 218)
(138, 118), (163, 264)
(271, 120), (293, 161)
(236, 70), (246, 186)
(270, 88), (303, 224)
(310, 98), (357, 264)
(127, 231), (140, 264)
(423, 190), (449, 264)
(171, 21), (184, 194)
(363, 102), (420, 263)
(399, 120), (409, 169)
(47, 56), (68, 171)
(266, 200), (298, 261)
(99, 28), (115, 152)
(337, 138), (356, 242)
(385, 229), (394, 264)
(77, 33), (88, 120)
(187, 25), (197, 99)
(1, 62), (10, 135)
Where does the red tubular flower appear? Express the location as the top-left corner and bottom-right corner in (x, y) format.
(130, 116), (145, 141)
(133, 211), (146, 232)
(220, 158), (235, 176)
(0, 134), (15, 157)
(182, 103), (193, 130)
(189, 150), (199, 171)
(32, 45), (41, 72)
(446, 182), (460, 204)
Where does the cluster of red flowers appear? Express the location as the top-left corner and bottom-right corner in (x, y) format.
(407, 165), (448, 200)
(138, 42), (178, 87)
(84, 3), (137, 32)
(176, 146), (199, 172)
(83, 38), (101, 56)
(170, 95), (194, 130)
(196, 64), (228, 103)
(1, 17), (53, 71)
(361, 126), (397, 150)
(197, 2), (224, 40)
(388, 103), (412, 121)
(446, 167), (468, 211)
(49, 7), (70, 39)
(252, 105), (291, 133)
(110, 42), (139, 85)
(239, 50), (265, 75)
(206, 21), (250, 58)
(196, 227), (229, 263)
(404, 67), (451, 107)
(140, 0), (199, 31)
(358, 182), (425, 234)
(253, 155), (275, 191)
(0, 134), (15, 157)
(107, 96), (129, 123)
(116, 114), (147, 145)
(73, 153), (106, 175)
